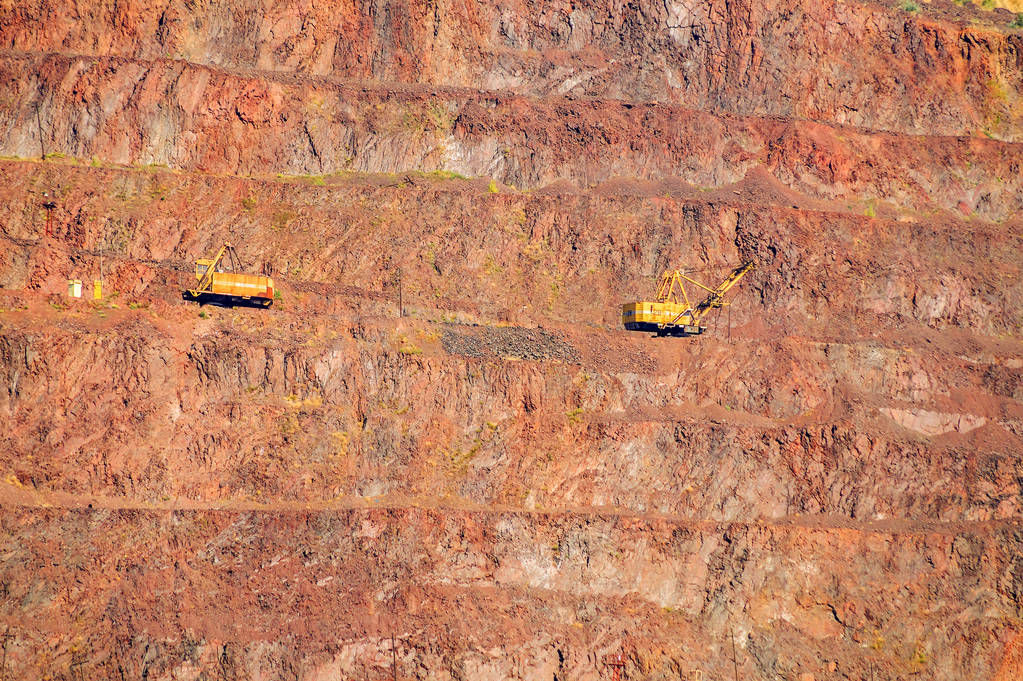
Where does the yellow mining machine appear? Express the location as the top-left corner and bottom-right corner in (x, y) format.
(182, 243), (275, 308)
(622, 260), (755, 336)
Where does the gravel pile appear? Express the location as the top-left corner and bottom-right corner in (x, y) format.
(441, 324), (581, 363)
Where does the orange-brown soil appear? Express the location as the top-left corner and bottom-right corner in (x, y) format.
(0, 1), (1022, 680)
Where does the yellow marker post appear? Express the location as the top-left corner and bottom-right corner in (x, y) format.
(93, 280), (102, 300)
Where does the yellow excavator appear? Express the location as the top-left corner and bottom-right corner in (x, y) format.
(182, 243), (275, 308)
(622, 260), (754, 336)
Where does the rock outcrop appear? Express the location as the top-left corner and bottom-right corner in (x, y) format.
(0, 1), (1021, 680)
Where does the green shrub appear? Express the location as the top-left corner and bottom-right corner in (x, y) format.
(425, 169), (469, 180)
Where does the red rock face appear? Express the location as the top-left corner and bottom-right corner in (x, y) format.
(3, 0), (1022, 137)
(0, 1), (1022, 681)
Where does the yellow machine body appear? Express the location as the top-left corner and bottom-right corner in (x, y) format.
(621, 302), (696, 329)
(197, 264), (274, 300)
(184, 245), (274, 307)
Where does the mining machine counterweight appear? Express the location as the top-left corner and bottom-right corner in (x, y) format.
(182, 243), (275, 308)
(622, 260), (754, 336)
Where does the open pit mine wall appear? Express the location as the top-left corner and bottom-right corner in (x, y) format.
(0, 158), (1020, 676)
(0, 52), (1021, 220)
(0, 0), (1022, 680)
(0, 158), (1020, 518)
(0, 162), (1021, 335)
(1, 0), (1022, 139)
(1, 506), (1022, 681)
(1, 300), (1021, 521)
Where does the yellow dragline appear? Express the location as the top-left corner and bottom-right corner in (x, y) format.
(622, 260), (754, 336)
(182, 243), (275, 308)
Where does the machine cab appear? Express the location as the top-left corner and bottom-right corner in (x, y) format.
(195, 259), (225, 280)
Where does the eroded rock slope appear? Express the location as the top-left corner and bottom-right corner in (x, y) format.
(0, 1), (1022, 680)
